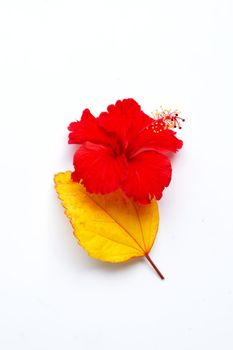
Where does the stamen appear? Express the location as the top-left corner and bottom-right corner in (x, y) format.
(150, 107), (185, 133)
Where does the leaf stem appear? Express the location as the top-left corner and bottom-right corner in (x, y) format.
(145, 254), (165, 280)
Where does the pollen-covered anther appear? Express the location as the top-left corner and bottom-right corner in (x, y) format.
(151, 108), (185, 132)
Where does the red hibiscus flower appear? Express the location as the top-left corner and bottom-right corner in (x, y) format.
(68, 98), (183, 204)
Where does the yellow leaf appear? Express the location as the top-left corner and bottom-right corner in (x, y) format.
(54, 171), (162, 276)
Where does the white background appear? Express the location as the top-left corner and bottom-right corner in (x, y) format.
(0, 0), (233, 349)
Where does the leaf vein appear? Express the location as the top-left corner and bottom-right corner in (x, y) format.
(84, 193), (145, 253)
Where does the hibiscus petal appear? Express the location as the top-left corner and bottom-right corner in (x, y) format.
(68, 108), (115, 148)
(121, 151), (172, 204)
(72, 142), (127, 194)
(98, 99), (153, 148)
(127, 128), (183, 158)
